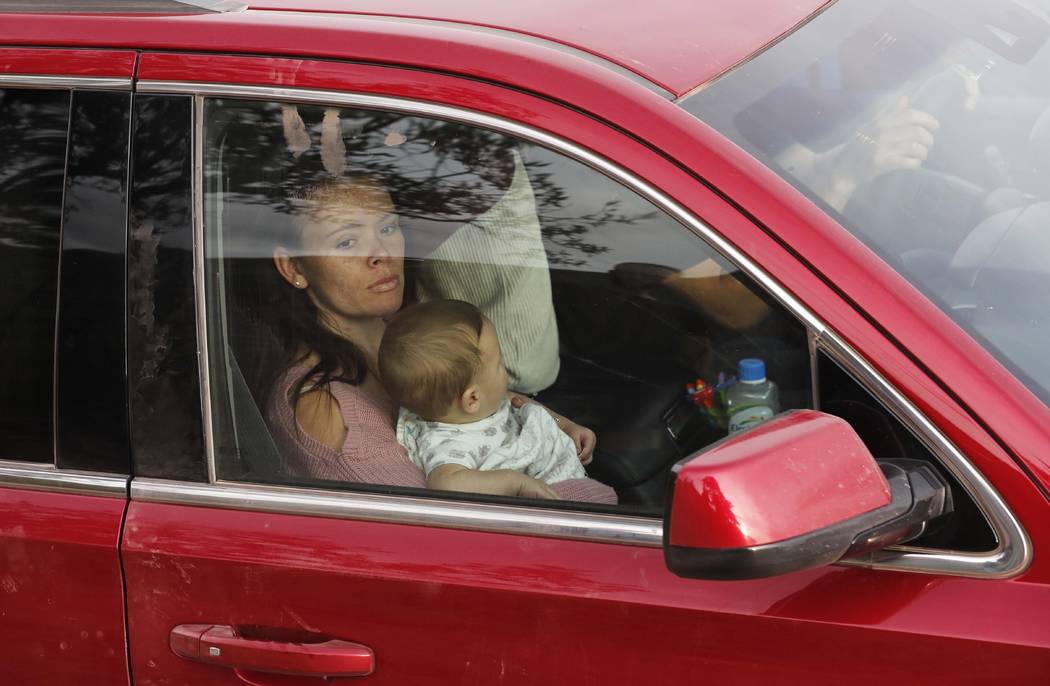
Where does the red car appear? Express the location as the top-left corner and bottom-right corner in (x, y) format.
(2, 0), (1049, 683)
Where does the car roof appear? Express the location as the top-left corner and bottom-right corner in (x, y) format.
(243, 0), (831, 96)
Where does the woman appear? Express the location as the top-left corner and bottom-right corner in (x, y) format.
(263, 171), (617, 504)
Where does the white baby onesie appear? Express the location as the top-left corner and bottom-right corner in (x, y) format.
(396, 399), (586, 484)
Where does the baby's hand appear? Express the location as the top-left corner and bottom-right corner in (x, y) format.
(514, 474), (560, 500)
(507, 394), (597, 465)
(562, 421), (596, 466)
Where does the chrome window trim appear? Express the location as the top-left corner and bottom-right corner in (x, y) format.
(0, 460), (127, 497)
(0, 75), (132, 90)
(807, 328), (821, 410)
(133, 478), (662, 546)
(819, 331), (1031, 579)
(159, 80), (1028, 579)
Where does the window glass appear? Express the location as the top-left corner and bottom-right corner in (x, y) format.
(128, 95), (204, 481)
(817, 351), (995, 551)
(203, 98), (811, 512)
(56, 90), (132, 474)
(683, 0), (1050, 408)
(0, 88), (70, 463)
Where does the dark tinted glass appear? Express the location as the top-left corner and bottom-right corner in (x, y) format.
(128, 94), (205, 481)
(55, 90), (132, 473)
(0, 88), (70, 463)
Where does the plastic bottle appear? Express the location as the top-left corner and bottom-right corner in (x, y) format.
(726, 358), (780, 434)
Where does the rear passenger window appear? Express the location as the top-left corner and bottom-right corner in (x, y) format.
(0, 88), (69, 463)
(201, 97), (812, 512)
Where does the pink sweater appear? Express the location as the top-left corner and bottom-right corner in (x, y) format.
(267, 366), (618, 504)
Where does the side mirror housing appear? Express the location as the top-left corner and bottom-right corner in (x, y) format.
(664, 410), (952, 580)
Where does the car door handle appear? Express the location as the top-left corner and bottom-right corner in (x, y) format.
(171, 624), (375, 680)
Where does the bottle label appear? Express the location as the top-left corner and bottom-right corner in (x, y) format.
(728, 405), (775, 434)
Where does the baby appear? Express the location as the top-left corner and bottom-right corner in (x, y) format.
(379, 300), (592, 499)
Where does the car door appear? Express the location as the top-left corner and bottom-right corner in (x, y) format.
(0, 48), (134, 685)
(120, 48), (1050, 685)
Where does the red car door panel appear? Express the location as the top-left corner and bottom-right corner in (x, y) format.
(0, 46), (135, 686)
(123, 499), (1050, 684)
(1, 484), (129, 685)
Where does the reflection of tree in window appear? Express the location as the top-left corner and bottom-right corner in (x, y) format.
(209, 100), (660, 268)
(0, 88), (69, 462)
(0, 90), (68, 250)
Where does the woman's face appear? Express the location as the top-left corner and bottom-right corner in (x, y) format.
(278, 178), (405, 329)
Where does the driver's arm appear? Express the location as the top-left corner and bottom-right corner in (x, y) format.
(661, 258), (771, 331)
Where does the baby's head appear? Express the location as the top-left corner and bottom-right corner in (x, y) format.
(379, 300), (508, 423)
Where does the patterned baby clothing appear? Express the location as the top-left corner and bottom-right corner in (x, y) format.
(396, 399), (585, 484)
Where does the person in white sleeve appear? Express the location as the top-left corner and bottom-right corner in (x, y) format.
(379, 299), (601, 500)
(413, 148), (560, 394)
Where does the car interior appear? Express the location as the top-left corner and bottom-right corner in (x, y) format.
(688, 0), (1050, 410)
(201, 97), (999, 551)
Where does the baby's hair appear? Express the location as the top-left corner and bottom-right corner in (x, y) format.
(379, 300), (485, 420)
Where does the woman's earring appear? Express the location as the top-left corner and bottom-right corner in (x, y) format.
(294, 278), (306, 289)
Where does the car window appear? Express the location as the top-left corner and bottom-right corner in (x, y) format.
(0, 87), (70, 464)
(201, 97), (813, 513)
(817, 350), (997, 552)
(682, 0), (1050, 409)
(56, 89), (132, 473)
(128, 94), (203, 481)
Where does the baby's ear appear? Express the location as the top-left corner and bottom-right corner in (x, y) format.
(460, 385), (481, 415)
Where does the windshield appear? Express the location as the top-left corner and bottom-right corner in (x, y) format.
(683, 0), (1050, 407)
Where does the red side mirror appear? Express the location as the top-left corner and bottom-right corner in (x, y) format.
(664, 410), (952, 579)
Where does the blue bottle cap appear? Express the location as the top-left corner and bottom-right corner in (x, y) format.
(738, 358), (766, 382)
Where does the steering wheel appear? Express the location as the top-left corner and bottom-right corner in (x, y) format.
(844, 167), (987, 260)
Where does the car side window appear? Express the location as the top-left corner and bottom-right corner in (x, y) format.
(0, 88), (70, 463)
(816, 351), (997, 551)
(202, 97), (812, 512)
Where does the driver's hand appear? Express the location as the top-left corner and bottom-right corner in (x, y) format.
(779, 64), (979, 213)
(810, 95), (940, 211)
(841, 63), (980, 187)
(846, 96), (941, 183)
